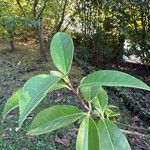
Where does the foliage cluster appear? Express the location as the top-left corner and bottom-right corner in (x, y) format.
(0, 0), (149, 64)
(73, 0), (150, 64)
(2, 32), (150, 150)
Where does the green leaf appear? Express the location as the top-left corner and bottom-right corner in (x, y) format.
(107, 105), (119, 109)
(27, 105), (84, 135)
(50, 70), (69, 83)
(104, 108), (114, 117)
(108, 112), (120, 118)
(97, 119), (131, 150)
(3, 89), (22, 120)
(50, 71), (70, 89)
(19, 74), (60, 127)
(80, 85), (108, 113)
(50, 32), (74, 74)
(80, 70), (150, 91)
(76, 117), (99, 150)
(50, 81), (68, 91)
(80, 85), (100, 101)
(50, 71), (63, 77)
(92, 87), (108, 113)
(104, 109), (120, 118)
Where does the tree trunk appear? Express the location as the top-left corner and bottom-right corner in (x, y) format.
(116, 34), (126, 61)
(35, 18), (47, 60)
(8, 30), (16, 51)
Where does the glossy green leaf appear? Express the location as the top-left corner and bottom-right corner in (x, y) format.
(104, 108), (114, 117)
(50, 70), (69, 83)
(27, 105), (84, 135)
(97, 119), (131, 150)
(19, 74), (60, 127)
(3, 89), (22, 120)
(105, 109), (120, 118)
(50, 81), (68, 91)
(80, 85), (101, 101)
(107, 105), (119, 109)
(50, 71), (63, 77)
(76, 117), (99, 150)
(80, 70), (150, 91)
(50, 32), (74, 74)
(108, 112), (120, 118)
(50, 71), (70, 89)
(80, 85), (108, 113)
(92, 87), (108, 113)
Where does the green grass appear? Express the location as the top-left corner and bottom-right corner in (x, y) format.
(0, 41), (149, 150)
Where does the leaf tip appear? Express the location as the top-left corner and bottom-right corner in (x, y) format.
(2, 117), (5, 123)
(15, 127), (20, 132)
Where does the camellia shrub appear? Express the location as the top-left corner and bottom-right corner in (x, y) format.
(3, 32), (150, 150)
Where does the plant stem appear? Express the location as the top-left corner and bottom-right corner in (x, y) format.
(116, 122), (150, 133)
(121, 129), (150, 138)
(68, 81), (90, 111)
(67, 80), (150, 139)
(68, 81), (99, 118)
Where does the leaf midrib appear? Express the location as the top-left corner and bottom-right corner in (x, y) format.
(103, 120), (115, 150)
(60, 33), (67, 73)
(19, 77), (60, 126)
(28, 113), (83, 134)
(80, 82), (148, 90)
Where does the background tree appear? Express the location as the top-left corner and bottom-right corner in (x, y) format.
(0, 0), (26, 51)
(15, 0), (50, 59)
(0, 0), (149, 65)
(70, 0), (149, 65)
(104, 0), (150, 65)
